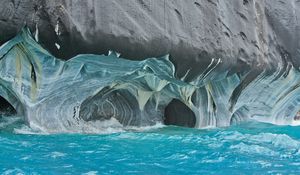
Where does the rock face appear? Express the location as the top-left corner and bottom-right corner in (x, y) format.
(0, 28), (197, 132)
(1, 0), (299, 79)
(1, 28), (300, 133)
(1, 0), (300, 132)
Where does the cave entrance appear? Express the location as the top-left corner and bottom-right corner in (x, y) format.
(0, 96), (17, 116)
(164, 99), (196, 128)
(79, 87), (140, 126)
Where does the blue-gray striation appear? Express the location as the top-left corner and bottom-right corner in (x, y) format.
(0, 28), (300, 133)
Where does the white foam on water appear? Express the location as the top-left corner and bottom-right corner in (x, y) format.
(14, 124), (49, 135)
(214, 129), (300, 160)
(291, 119), (300, 126)
(2, 168), (25, 175)
(124, 122), (165, 131)
(13, 117), (165, 135)
(48, 151), (67, 159)
(82, 171), (98, 175)
(230, 142), (279, 156)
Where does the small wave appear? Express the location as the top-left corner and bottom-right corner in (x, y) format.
(13, 117), (165, 135)
(2, 168), (25, 175)
(230, 142), (279, 156)
(14, 125), (48, 135)
(48, 151), (67, 159)
(123, 122), (165, 131)
(82, 171), (98, 175)
(219, 131), (300, 149)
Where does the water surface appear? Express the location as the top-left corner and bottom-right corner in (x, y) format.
(1, 116), (300, 174)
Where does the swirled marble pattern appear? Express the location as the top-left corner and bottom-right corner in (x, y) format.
(1, 28), (300, 132)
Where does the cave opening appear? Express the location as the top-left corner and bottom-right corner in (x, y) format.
(79, 87), (140, 126)
(0, 96), (17, 116)
(164, 99), (196, 128)
(0, 95), (24, 132)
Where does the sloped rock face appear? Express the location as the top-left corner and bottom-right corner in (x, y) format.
(1, 0), (299, 79)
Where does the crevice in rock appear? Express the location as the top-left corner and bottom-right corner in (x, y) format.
(174, 9), (183, 23)
(205, 0), (217, 6)
(224, 32), (230, 38)
(164, 99), (196, 128)
(0, 96), (16, 116)
(239, 32), (247, 41)
(243, 0), (249, 5)
(236, 11), (248, 21)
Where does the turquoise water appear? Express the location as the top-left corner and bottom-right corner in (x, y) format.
(1, 117), (300, 174)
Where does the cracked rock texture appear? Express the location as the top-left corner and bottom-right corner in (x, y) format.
(0, 0), (299, 79)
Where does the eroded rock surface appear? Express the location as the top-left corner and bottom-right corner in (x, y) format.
(0, 0), (299, 79)
(1, 28), (300, 133)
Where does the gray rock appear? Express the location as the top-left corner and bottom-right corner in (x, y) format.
(1, 0), (299, 79)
